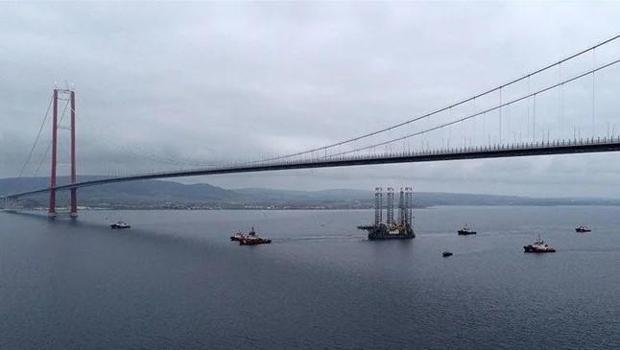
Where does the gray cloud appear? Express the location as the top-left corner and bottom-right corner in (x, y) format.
(1, 2), (620, 197)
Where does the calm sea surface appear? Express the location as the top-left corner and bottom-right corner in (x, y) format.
(1, 206), (619, 349)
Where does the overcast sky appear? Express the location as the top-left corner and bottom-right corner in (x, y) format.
(2, 2), (620, 197)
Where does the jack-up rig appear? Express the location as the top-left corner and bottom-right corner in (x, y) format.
(358, 187), (415, 240)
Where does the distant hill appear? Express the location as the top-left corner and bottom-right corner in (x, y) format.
(2, 177), (620, 209)
(234, 187), (620, 207)
(0, 176), (242, 209)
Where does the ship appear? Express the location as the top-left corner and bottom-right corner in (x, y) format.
(232, 227), (271, 245)
(358, 187), (415, 240)
(442, 251), (453, 257)
(575, 225), (592, 233)
(457, 225), (476, 235)
(456, 225), (477, 236)
(230, 226), (257, 241)
(523, 236), (556, 253)
(110, 221), (131, 229)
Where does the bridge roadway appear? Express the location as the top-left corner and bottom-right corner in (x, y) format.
(5, 137), (620, 199)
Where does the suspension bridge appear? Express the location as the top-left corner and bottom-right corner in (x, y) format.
(3, 35), (620, 217)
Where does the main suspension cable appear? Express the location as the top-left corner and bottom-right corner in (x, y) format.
(32, 98), (71, 177)
(254, 34), (620, 164)
(17, 93), (53, 177)
(323, 58), (620, 159)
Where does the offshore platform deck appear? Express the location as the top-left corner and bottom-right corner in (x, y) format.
(358, 187), (415, 240)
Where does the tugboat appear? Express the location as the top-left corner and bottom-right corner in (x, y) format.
(457, 225), (477, 235)
(442, 251), (453, 257)
(110, 221), (131, 229)
(575, 225), (592, 233)
(234, 227), (271, 246)
(523, 236), (556, 253)
(230, 227), (257, 241)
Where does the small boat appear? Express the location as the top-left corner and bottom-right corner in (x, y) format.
(233, 227), (271, 245)
(575, 225), (592, 233)
(457, 225), (477, 235)
(523, 236), (556, 253)
(442, 251), (453, 257)
(230, 226), (257, 241)
(110, 221), (131, 229)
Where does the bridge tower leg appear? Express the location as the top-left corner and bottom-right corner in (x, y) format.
(69, 90), (78, 218)
(48, 89), (58, 218)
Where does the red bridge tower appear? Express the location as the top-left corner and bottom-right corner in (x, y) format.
(48, 89), (77, 218)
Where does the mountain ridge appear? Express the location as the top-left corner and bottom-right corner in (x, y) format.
(2, 177), (620, 209)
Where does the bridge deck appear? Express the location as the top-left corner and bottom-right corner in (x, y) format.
(5, 137), (620, 199)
